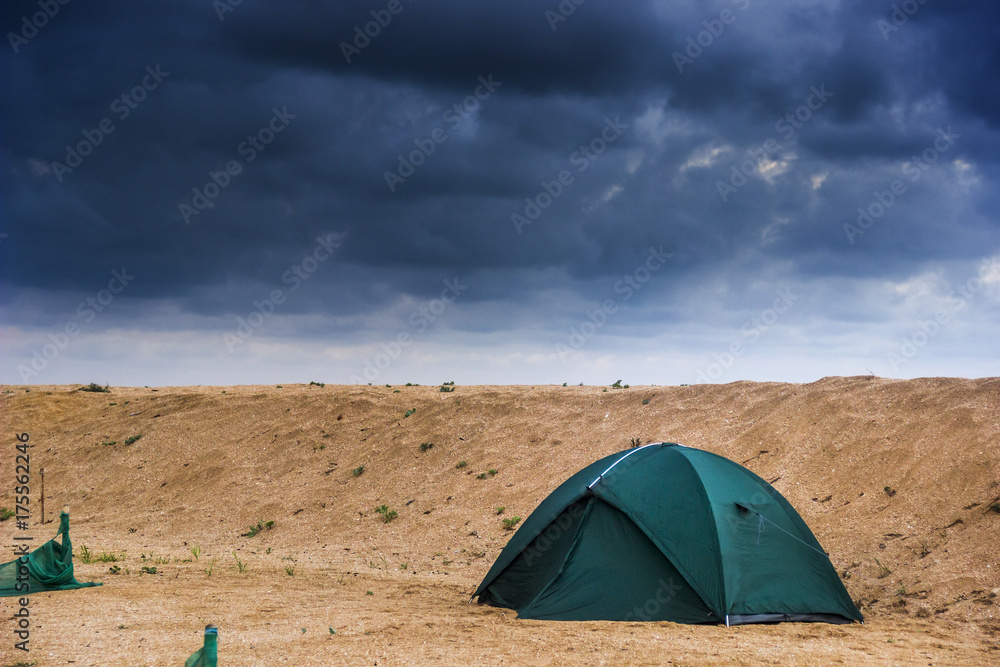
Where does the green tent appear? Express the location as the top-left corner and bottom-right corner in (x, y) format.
(0, 512), (102, 597)
(473, 443), (862, 625)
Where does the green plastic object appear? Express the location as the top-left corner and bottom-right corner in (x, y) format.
(474, 443), (863, 625)
(184, 625), (218, 667)
(0, 511), (102, 597)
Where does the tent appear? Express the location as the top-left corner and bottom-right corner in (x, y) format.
(0, 511), (102, 597)
(184, 625), (218, 667)
(473, 443), (862, 625)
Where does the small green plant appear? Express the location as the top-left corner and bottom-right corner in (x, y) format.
(79, 545), (92, 562)
(329, 627), (337, 635)
(916, 540), (931, 558)
(100, 440), (117, 446)
(495, 506), (505, 515)
(285, 565), (295, 576)
(309, 381), (325, 388)
(488, 468), (498, 476)
(896, 582), (907, 596)
(610, 379), (630, 389)
(419, 442), (434, 451)
(0, 507), (14, 522)
(439, 385), (454, 392)
(562, 382), (567, 386)
(400, 562), (408, 570)
(365, 590), (374, 596)
(352, 465), (365, 477)
(476, 472), (488, 480)
(108, 565), (122, 575)
(140, 566), (157, 575)
(205, 559), (216, 576)
(233, 551), (248, 573)
(79, 382), (110, 393)
(124, 434), (142, 445)
(276, 385), (283, 388)
(502, 516), (522, 530)
(455, 460), (467, 469)
(630, 437), (642, 447)
(883, 485), (896, 497)
(405, 382), (413, 386)
(989, 502), (1000, 514)
(374, 505), (398, 523)
(874, 557), (892, 579)
(241, 519), (275, 537)
(404, 408), (416, 418)
(190, 545), (201, 561)
(642, 399), (650, 405)
(442, 380), (455, 385)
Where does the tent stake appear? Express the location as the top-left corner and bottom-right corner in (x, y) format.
(40, 468), (44, 525)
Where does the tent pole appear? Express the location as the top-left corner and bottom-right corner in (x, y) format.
(725, 615), (730, 627)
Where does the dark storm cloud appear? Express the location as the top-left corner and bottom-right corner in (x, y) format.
(1, 0), (998, 385)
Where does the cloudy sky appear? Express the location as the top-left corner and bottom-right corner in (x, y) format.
(2, 0), (998, 387)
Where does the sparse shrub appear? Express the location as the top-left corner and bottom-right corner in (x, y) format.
(285, 566), (295, 576)
(0, 507), (14, 522)
(495, 506), (505, 515)
(233, 551), (247, 573)
(642, 399), (650, 405)
(419, 442), (434, 451)
(352, 465), (365, 477)
(502, 517), (522, 530)
(404, 408), (416, 418)
(191, 545), (201, 561)
(916, 541), (931, 558)
(883, 486), (896, 497)
(488, 468), (497, 476)
(476, 472), (488, 480)
(440, 386), (454, 392)
(79, 383), (110, 393)
(140, 566), (157, 575)
(630, 437), (642, 446)
(989, 503), (1000, 514)
(309, 381), (325, 388)
(100, 440), (117, 446)
(374, 505), (398, 523)
(124, 434), (142, 445)
(108, 565), (122, 574)
(455, 460), (467, 469)
(562, 382), (567, 386)
(874, 557), (892, 578)
(241, 520), (275, 537)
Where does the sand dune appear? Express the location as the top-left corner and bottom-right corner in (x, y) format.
(1, 377), (997, 665)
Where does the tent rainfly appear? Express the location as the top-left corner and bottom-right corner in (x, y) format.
(473, 443), (863, 625)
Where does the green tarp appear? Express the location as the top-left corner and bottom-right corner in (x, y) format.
(184, 626), (218, 667)
(0, 512), (102, 597)
(474, 443), (863, 625)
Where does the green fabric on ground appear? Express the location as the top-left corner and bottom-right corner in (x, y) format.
(0, 512), (102, 597)
(184, 627), (218, 667)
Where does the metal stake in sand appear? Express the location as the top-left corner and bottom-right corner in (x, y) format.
(40, 468), (44, 524)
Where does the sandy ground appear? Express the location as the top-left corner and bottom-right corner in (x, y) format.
(1, 377), (998, 665)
